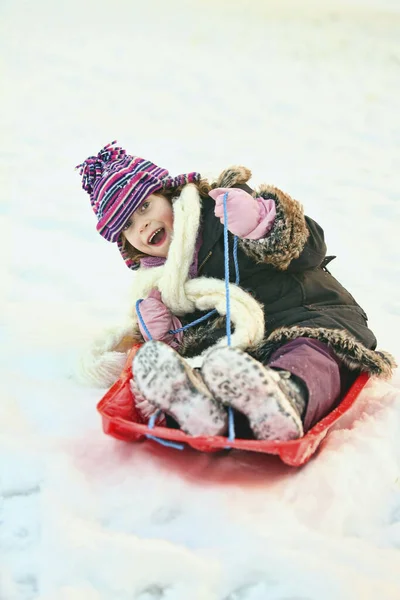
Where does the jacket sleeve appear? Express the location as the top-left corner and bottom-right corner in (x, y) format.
(238, 184), (326, 271)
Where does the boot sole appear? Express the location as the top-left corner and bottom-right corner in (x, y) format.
(201, 347), (303, 441)
(133, 341), (228, 437)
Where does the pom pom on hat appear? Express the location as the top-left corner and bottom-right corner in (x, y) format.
(76, 140), (128, 194)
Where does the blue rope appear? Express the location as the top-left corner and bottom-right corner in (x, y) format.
(223, 193), (232, 345)
(222, 192), (235, 445)
(227, 404), (236, 443)
(137, 191), (239, 449)
(233, 236), (240, 285)
(145, 410), (184, 450)
(145, 434), (185, 450)
(148, 411), (159, 429)
(136, 299), (153, 341)
(169, 309), (217, 334)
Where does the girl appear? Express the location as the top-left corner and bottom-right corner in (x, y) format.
(77, 141), (395, 441)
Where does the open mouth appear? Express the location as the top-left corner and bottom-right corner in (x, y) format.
(148, 227), (166, 246)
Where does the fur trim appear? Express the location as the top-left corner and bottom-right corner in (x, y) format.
(158, 184), (201, 314)
(239, 184), (309, 270)
(213, 165), (252, 189)
(179, 315), (267, 359)
(180, 317), (226, 358)
(252, 326), (397, 379)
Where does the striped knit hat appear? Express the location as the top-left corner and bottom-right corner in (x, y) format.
(76, 141), (201, 267)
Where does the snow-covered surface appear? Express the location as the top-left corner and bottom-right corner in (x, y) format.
(1, 0), (400, 598)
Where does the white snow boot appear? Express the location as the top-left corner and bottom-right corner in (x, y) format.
(201, 346), (305, 441)
(133, 341), (228, 437)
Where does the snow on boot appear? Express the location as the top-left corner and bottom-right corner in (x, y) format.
(201, 346), (305, 441)
(133, 341), (228, 437)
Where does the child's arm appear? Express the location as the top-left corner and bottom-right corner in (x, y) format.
(239, 184), (327, 271)
(209, 185), (326, 271)
(137, 289), (183, 349)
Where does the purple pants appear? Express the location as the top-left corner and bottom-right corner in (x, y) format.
(267, 338), (354, 432)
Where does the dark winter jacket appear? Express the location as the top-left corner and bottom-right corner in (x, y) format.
(177, 167), (395, 378)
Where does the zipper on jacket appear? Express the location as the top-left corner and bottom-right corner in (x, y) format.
(198, 251), (212, 274)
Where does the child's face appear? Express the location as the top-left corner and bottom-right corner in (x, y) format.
(122, 194), (174, 258)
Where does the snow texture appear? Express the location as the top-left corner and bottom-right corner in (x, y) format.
(1, 0), (400, 598)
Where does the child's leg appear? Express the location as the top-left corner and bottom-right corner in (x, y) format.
(201, 337), (353, 440)
(267, 337), (348, 432)
(133, 341), (228, 437)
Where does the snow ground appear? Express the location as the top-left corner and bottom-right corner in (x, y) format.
(1, 0), (400, 598)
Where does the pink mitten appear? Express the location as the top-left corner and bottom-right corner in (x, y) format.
(137, 289), (183, 348)
(208, 187), (276, 239)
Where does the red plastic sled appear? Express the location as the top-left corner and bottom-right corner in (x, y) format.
(97, 344), (369, 466)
